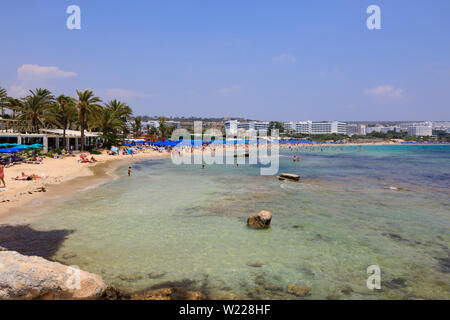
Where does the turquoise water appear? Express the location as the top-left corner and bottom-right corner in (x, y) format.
(24, 145), (450, 299)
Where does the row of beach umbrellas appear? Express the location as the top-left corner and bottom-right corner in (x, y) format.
(119, 138), (345, 149)
(0, 143), (44, 154)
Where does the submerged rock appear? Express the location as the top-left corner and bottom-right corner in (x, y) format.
(287, 284), (312, 297)
(340, 286), (354, 295)
(0, 251), (106, 300)
(279, 173), (300, 182)
(385, 277), (407, 289)
(148, 271), (166, 279)
(247, 210), (272, 229)
(130, 288), (206, 300)
(437, 256), (450, 273)
(130, 288), (173, 300)
(247, 261), (263, 268)
(118, 274), (143, 282)
(62, 253), (77, 259)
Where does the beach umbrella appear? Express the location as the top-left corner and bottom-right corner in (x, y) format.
(0, 148), (20, 153)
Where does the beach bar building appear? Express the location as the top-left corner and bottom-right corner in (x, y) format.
(0, 129), (101, 153)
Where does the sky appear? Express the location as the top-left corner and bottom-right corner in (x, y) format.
(0, 0), (449, 121)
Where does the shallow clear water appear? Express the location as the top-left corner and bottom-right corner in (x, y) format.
(22, 145), (450, 299)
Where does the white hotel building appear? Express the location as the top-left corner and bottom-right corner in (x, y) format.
(225, 120), (270, 134)
(408, 125), (433, 137)
(227, 120), (347, 135)
(295, 121), (347, 135)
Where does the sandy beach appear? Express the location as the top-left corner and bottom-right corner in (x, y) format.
(0, 150), (171, 220)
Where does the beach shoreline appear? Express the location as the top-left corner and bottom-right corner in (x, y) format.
(1, 141), (446, 222)
(0, 150), (171, 222)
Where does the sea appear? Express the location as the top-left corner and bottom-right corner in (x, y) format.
(2, 144), (449, 299)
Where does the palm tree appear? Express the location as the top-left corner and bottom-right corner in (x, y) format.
(158, 116), (168, 139)
(104, 99), (132, 137)
(0, 87), (8, 118)
(7, 97), (21, 131)
(132, 116), (143, 138)
(91, 107), (123, 148)
(55, 95), (77, 150)
(75, 90), (102, 151)
(148, 125), (159, 141)
(12, 89), (58, 132)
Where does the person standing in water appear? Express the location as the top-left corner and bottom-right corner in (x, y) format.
(128, 166), (132, 176)
(0, 164), (5, 187)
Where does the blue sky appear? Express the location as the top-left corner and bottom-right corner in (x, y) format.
(0, 0), (449, 121)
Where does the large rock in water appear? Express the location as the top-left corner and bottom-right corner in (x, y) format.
(247, 210), (272, 229)
(279, 173), (300, 181)
(0, 251), (107, 300)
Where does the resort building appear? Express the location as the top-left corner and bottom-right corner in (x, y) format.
(293, 121), (346, 135)
(311, 121), (346, 135)
(283, 122), (296, 133)
(0, 129), (101, 153)
(225, 120), (270, 134)
(408, 125), (433, 137)
(295, 121), (312, 134)
(366, 126), (401, 134)
(346, 124), (367, 136)
(238, 121), (270, 131)
(224, 120), (239, 134)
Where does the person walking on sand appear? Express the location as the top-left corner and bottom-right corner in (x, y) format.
(0, 164), (5, 187)
(128, 166), (132, 176)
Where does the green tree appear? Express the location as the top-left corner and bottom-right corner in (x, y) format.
(91, 107), (123, 148)
(158, 116), (168, 139)
(0, 87), (8, 117)
(75, 90), (102, 151)
(55, 95), (78, 150)
(104, 99), (132, 137)
(12, 89), (58, 132)
(132, 116), (143, 138)
(148, 125), (159, 141)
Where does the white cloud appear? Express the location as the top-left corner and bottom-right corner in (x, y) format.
(17, 64), (77, 81)
(218, 85), (241, 94)
(364, 85), (403, 99)
(7, 64), (77, 97)
(274, 53), (296, 63)
(105, 88), (153, 100)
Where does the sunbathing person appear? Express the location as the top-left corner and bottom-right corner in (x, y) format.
(13, 172), (44, 181)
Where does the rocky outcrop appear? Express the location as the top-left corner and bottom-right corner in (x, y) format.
(279, 173), (300, 181)
(0, 247), (7, 252)
(247, 210), (272, 229)
(0, 251), (106, 300)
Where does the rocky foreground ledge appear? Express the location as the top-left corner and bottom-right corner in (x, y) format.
(0, 247), (206, 300)
(0, 249), (106, 300)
